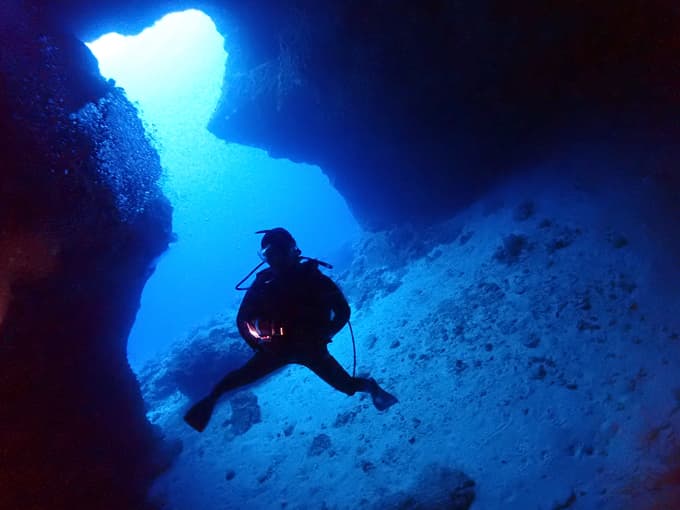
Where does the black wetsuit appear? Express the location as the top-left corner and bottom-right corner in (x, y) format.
(210, 260), (368, 399)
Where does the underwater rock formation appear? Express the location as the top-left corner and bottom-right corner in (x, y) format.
(207, 0), (680, 228)
(140, 322), (251, 402)
(37, 0), (680, 229)
(0, 4), (173, 509)
(222, 390), (262, 437)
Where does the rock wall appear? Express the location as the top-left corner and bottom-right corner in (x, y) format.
(0, 3), (173, 509)
(35, 0), (680, 228)
(207, 0), (680, 228)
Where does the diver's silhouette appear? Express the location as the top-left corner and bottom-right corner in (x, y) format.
(184, 228), (397, 432)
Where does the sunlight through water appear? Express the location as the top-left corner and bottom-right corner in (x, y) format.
(87, 10), (360, 370)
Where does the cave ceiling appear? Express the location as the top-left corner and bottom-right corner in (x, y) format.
(42, 0), (680, 228)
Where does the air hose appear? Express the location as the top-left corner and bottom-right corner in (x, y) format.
(348, 320), (357, 378)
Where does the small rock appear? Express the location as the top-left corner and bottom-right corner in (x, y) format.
(523, 333), (540, 348)
(257, 466), (274, 484)
(459, 231), (474, 245)
(494, 234), (530, 265)
(577, 293), (592, 311)
(361, 460), (375, 473)
(552, 490), (577, 509)
(513, 200), (536, 221)
(334, 410), (359, 427)
(367, 334), (378, 349)
(454, 359), (469, 374)
(427, 248), (443, 261)
(531, 365), (547, 380)
(608, 234), (629, 249)
(308, 434), (332, 457)
(546, 227), (581, 254)
(223, 391), (261, 436)
(577, 319), (601, 332)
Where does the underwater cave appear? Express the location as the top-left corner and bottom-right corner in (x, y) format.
(1, 1), (680, 509)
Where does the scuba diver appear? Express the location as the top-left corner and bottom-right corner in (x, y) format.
(183, 227), (398, 432)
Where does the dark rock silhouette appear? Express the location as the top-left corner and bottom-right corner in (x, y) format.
(1, 4), (172, 509)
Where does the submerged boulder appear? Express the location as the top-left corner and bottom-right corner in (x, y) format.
(140, 321), (251, 404)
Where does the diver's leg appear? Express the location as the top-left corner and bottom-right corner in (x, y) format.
(296, 347), (364, 395)
(297, 348), (397, 410)
(184, 352), (286, 432)
(210, 351), (287, 398)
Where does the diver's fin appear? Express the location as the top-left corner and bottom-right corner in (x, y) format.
(367, 378), (398, 411)
(183, 396), (216, 432)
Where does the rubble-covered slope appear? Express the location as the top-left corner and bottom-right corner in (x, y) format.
(142, 168), (679, 509)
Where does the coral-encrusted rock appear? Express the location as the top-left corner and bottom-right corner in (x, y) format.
(222, 390), (262, 437)
(140, 322), (251, 403)
(1, 5), (173, 509)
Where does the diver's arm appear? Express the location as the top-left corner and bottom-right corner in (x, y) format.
(319, 275), (351, 339)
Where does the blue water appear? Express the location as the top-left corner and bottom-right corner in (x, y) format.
(87, 10), (360, 370)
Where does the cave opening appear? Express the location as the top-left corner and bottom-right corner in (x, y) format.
(86, 9), (361, 372)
